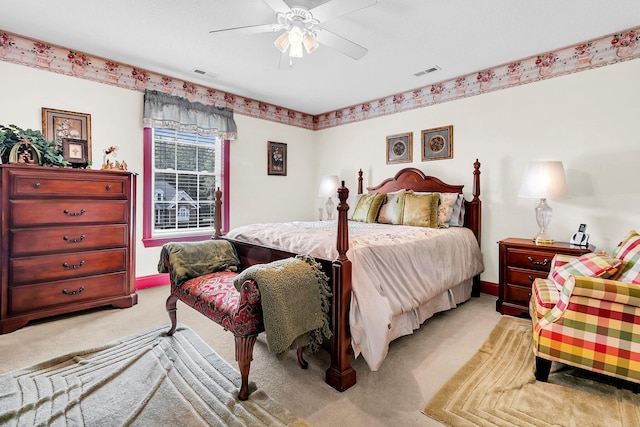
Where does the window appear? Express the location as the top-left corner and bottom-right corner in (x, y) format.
(142, 90), (236, 247)
(142, 128), (230, 247)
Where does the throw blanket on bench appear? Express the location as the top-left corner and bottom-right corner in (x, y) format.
(233, 255), (332, 360)
(158, 240), (241, 286)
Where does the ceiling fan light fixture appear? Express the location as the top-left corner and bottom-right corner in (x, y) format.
(288, 25), (304, 47)
(274, 32), (290, 53)
(289, 39), (304, 58)
(302, 31), (319, 54)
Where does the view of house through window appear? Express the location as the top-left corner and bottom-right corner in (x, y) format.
(152, 128), (221, 237)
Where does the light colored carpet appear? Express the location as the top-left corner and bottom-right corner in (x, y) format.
(0, 324), (308, 426)
(0, 287), (503, 427)
(423, 315), (640, 427)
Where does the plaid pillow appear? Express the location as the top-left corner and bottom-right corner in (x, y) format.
(551, 252), (622, 289)
(613, 230), (640, 284)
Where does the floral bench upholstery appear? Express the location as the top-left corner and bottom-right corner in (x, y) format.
(530, 230), (640, 386)
(159, 239), (309, 401)
(158, 240), (316, 400)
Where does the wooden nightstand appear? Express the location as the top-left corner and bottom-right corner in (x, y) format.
(497, 238), (595, 316)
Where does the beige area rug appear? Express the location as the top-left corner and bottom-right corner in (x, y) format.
(0, 324), (308, 426)
(423, 315), (640, 427)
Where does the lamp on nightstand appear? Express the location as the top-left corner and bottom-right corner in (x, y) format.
(518, 161), (569, 244)
(318, 175), (340, 220)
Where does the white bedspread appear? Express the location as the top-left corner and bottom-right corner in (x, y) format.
(226, 221), (484, 370)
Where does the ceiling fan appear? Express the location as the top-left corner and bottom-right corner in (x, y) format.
(209, 0), (377, 68)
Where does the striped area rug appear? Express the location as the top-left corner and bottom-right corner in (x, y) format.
(0, 324), (308, 426)
(423, 315), (640, 426)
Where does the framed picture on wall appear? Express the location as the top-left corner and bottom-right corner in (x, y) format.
(386, 132), (413, 164)
(42, 108), (92, 162)
(421, 125), (453, 161)
(268, 141), (287, 176)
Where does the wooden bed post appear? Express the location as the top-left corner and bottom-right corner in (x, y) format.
(357, 169), (363, 194)
(469, 159), (482, 296)
(326, 180), (357, 391)
(214, 187), (222, 239)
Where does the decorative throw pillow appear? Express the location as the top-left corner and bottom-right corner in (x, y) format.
(551, 252), (622, 289)
(402, 192), (440, 228)
(377, 191), (407, 225)
(612, 230), (640, 284)
(436, 193), (460, 228)
(347, 194), (363, 219)
(350, 193), (386, 223)
(449, 194), (465, 227)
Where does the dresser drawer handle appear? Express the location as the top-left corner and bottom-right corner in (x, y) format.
(106, 185), (112, 191)
(62, 260), (85, 270)
(63, 234), (86, 243)
(527, 256), (549, 266)
(528, 275), (535, 283)
(62, 287), (85, 296)
(33, 182), (41, 189)
(63, 208), (86, 217)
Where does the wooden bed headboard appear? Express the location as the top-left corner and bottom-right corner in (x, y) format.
(354, 159), (482, 246)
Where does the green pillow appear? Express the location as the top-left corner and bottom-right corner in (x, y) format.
(351, 193), (386, 223)
(402, 192), (440, 227)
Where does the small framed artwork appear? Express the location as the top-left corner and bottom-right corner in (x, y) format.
(386, 132), (413, 164)
(267, 141), (287, 176)
(62, 138), (89, 167)
(42, 108), (92, 162)
(421, 125), (453, 161)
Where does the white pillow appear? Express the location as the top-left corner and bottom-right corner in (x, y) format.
(377, 191), (407, 224)
(449, 194), (465, 227)
(347, 194), (363, 219)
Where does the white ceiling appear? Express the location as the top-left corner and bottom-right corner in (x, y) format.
(1, 1), (639, 115)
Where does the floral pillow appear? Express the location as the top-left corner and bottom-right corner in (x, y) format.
(551, 252), (622, 289)
(612, 230), (640, 284)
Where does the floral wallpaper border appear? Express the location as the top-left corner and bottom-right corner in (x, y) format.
(1, 27), (638, 131)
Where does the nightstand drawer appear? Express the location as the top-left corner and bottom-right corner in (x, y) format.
(506, 249), (554, 272)
(504, 283), (532, 305)
(507, 267), (548, 287)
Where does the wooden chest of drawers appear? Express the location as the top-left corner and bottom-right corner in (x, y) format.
(497, 237), (594, 316)
(0, 165), (137, 333)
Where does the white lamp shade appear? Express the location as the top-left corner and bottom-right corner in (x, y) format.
(518, 161), (569, 199)
(318, 175), (340, 198)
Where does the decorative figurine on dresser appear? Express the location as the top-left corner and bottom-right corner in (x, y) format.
(497, 237), (595, 316)
(0, 164), (137, 334)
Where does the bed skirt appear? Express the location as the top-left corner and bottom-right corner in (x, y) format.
(387, 278), (473, 346)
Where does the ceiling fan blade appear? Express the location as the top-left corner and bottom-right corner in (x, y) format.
(262, 0), (292, 14)
(209, 23), (280, 36)
(310, 0), (377, 23)
(315, 29), (368, 60)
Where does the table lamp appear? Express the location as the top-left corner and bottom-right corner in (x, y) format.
(317, 175), (340, 220)
(518, 161), (569, 244)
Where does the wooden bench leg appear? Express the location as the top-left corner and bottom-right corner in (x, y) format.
(166, 295), (178, 336)
(235, 334), (257, 401)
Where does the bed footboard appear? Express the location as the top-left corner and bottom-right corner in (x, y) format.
(218, 183), (357, 393)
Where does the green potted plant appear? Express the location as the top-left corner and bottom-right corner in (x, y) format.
(0, 124), (68, 167)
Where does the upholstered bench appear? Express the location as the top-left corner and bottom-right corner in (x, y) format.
(159, 240), (308, 401)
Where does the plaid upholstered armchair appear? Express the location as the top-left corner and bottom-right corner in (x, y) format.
(530, 230), (640, 386)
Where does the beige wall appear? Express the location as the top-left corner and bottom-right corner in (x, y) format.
(2, 58), (639, 283)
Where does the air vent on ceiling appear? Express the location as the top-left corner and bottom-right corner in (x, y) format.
(191, 68), (219, 78)
(414, 65), (441, 77)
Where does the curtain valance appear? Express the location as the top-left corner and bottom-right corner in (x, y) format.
(143, 90), (237, 140)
